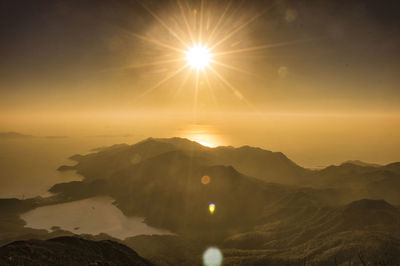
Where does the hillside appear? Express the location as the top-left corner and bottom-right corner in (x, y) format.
(124, 199), (400, 265)
(0, 236), (153, 265)
(312, 162), (400, 204)
(221, 198), (400, 265)
(52, 149), (294, 234)
(0, 138), (399, 265)
(60, 137), (310, 184)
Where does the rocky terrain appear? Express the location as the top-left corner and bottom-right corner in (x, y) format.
(0, 236), (153, 265)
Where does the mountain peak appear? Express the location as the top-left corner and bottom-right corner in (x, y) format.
(340, 199), (400, 229)
(341, 160), (381, 168)
(345, 199), (396, 212)
(137, 137), (208, 150)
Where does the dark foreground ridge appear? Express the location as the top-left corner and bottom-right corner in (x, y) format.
(0, 236), (153, 266)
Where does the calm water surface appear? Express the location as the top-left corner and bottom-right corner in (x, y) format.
(21, 196), (171, 239)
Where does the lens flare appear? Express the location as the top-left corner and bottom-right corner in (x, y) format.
(209, 202), (215, 214)
(203, 247), (223, 266)
(201, 175), (211, 185)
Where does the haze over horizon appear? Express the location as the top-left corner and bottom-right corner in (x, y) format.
(1, 112), (399, 168)
(1, 0), (399, 170)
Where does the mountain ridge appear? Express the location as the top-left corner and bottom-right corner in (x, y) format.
(1, 137), (399, 265)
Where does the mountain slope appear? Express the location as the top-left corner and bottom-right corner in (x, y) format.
(1, 137), (400, 265)
(119, 198), (400, 265)
(59, 137), (309, 184)
(207, 145), (310, 184)
(311, 162), (400, 204)
(53, 150), (294, 235)
(222, 198), (400, 265)
(0, 236), (153, 266)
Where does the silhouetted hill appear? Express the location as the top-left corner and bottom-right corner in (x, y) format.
(53, 149), (294, 234)
(222, 231), (400, 265)
(59, 137), (309, 184)
(61, 137), (400, 194)
(383, 162), (400, 174)
(312, 162), (400, 204)
(62, 138), (205, 182)
(0, 236), (153, 265)
(339, 199), (400, 230)
(341, 160), (381, 167)
(122, 199), (400, 265)
(222, 198), (400, 265)
(313, 163), (378, 187)
(51, 137), (400, 234)
(160, 138), (310, 183)
(208, 145), (310, 184)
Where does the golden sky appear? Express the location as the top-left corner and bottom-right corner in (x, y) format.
(0, 0), (399, 166)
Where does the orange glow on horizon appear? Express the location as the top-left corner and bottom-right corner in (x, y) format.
(179, 125), (224, 148)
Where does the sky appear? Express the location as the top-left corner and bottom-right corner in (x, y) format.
(0, 0), (399, 166)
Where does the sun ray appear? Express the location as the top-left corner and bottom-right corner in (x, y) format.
(214, 39), (314, 57)
(173, 67), (192, 98)
(193, 69), (200, 114)
(131, 32), (186, 54)
(210, 59), (255, 76)
(124, 0), (300, 114)
(209, 66), (260, 112)
(202, 69), (218, 106)
(208, 66), (247, 102)
(206, 0), (232, 45)
(139, 2), (190, 49)
(187, 1), (197, 34)
(210, 10), (266, 51)
(116, 26), (186, 54)
(138, 64), (189, 98)
(98, 58), (183, 73)
(206, 10), (211, 32)
(198, 0), (204, 43)
(177, 0), (195, 46)
(109, 58), (184, 72)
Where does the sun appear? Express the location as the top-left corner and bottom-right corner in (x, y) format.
(185, 45), (212, 70)
(124, 1), (301, 105)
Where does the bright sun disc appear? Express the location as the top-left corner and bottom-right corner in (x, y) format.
(185, 45), (211, 69)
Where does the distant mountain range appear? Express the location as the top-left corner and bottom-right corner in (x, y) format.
(57, 137), (400, 204)
(0, 132), (67, 139)
(0, 132), (33, 139)
(341, 160), (382, 168)
(59, 137), (310, 184)
(1, 137), (399, 265)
